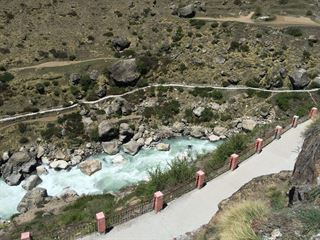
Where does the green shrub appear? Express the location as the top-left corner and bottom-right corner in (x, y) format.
(0, 72), (14, 82)
(22, 106), (40, 113)
(41, 123), (61, 140)
(189, 19), (206, 29)
(136, 159), (196, 199)
(206, 134), (248, 170)
(18, 123), (27, 133)
(285, 27), (303, 37)
(298, 208), (320, 232)
(172, 26), (184, 42)
(36, 83), (45, 94)
(89, 127), (100, 142)
(245, 79), (260, 88)
(19, 137), (29, 144)
(211, 21), (219, 28)
(136, 54), (158, 75)
(144, 100), (180, 120)
(58, 113), (85, 139)
(267, 187), (286, 210)
(190, 88), (223, 100)
(80, 75), (95, 91)
(279, 0), (288, 4)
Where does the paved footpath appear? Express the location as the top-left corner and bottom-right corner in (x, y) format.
(80, 120), (310, 240)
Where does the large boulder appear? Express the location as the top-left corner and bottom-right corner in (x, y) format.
(119, 123), (134, 143)
(172, 122), (185, 133)
(105, 97), (132, 116)
(109, 59), (141, 86)
(102, 141), (120, 155)
(123, 140), (141, 155)
(214, 126), (228, 136)
(98, 121), (119, 141)
(178, 4), (196, 18)
(242, 119), (257, 131)
(79, 160), (102, 176)
(112, 37), (131, 51)
(193, 107), (205, 117)
(1, 151), (37, 186)
(289, 69), (310, 89)
(36, 146), (45, 159)
(17, 188), (48, 213)
(190, 126), (205, 138)
(22, 175), (42, 191)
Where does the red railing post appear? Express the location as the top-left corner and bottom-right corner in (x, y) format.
(95, 212), (106, 234)
(309, 107), (318, 119)
(291, 115), (299, 128)
(153, 191), (164, 213)
(229, 154), (239, 171)
(255, 138), (263, 153)
(195, 170), (205, 189)
(21, 232), (31, 240)
(275, 126), (283, 139)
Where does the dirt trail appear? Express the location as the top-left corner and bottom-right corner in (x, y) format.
(195, 12), (320, 26)
(9, 57), (116, 71)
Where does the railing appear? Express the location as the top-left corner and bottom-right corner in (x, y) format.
(26, 114), (312, 240)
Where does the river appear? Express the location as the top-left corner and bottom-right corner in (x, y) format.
(0, 137), (222, 219)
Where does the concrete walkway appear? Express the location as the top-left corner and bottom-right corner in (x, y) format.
(80, 120), (310, 240)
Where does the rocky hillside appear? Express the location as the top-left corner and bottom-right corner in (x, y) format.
(292, 120), (320, 185)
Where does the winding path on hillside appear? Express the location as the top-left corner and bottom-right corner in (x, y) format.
(9, 57), (117, 71)
(0, 83), (319, 125)
(195, 12), (320, 27)
(80, 120), (310, 240)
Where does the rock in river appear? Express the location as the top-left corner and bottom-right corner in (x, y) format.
(79, 160), (102, 176)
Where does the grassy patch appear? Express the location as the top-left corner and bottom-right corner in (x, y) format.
(205, 134), (248, 171)
(217, 201), (269, 240)
(298, 208), (320, 233)
(190, 88), (224, 101)
(135, 159), (196, 199)
(267, 187), (286, 210)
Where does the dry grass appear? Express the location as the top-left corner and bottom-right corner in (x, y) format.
(216, 200), (269, 240)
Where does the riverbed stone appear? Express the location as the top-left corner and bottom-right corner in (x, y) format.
(79, 159), (102, 176)
(208, 134), (220, 142)
(50, 160), (69, 170)
(36, 165), (48, 175)
(123, 140), (141, 155)
(36, 146), (45, 159)
(156, 143), (171, 151)
(1, 151), (37, 185)
(145, 137), (153, 146)
(2, 151), (10, 161)
(17, 188), (48, 213)
(22, 175), (42, 191)
(102, 141), (120, 155)
(70, 155), (82, 166)
(214, 126), (228, 136)
(190, 126), (204, 138)
(54, 150), (66, 160)
(172, 122), (185, 133)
